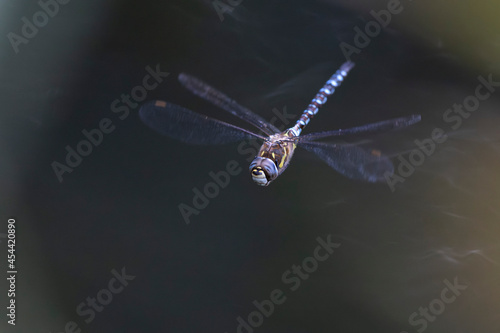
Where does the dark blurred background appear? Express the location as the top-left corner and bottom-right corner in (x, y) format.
(1, 0), (500, 332)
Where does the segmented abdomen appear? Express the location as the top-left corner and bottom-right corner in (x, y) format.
(291, 61), (355, 136)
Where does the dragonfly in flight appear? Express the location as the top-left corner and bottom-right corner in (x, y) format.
(140, 62), (421, 186)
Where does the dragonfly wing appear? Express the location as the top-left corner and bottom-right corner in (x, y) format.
(179, 73), (280, 136)
(297, 115), (421, 142)
(299, 141), (394, 182)
(139, 100), (265, 145)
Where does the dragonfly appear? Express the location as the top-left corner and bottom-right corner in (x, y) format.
(139, 61), (421, 186)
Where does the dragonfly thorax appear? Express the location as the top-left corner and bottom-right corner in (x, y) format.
(249, 130), (297, 186)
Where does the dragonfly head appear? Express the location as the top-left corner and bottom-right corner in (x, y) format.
(249, 157), (278, 186)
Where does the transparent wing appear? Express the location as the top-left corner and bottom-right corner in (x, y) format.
(298, 115), (421, 142)
(179, 73), (280, 136)
(299, 141), (394, 182)
(139, 100), (265, 145)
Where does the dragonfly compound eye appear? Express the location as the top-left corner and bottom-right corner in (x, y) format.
(249, 157), (278, 186)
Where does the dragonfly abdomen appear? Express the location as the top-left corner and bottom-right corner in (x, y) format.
(290, 61), (355, 136)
